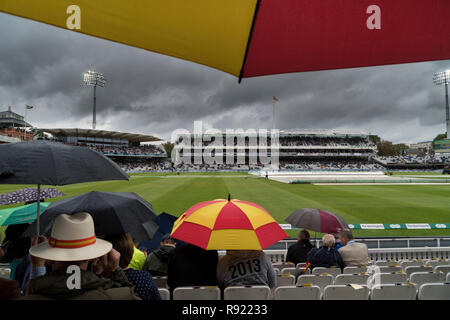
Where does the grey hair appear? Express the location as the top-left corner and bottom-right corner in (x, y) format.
(322, 234), (335, 248)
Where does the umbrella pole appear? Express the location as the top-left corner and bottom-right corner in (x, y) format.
(36, 184), (41, 236)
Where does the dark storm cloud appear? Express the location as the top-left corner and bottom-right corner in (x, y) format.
(0, 13), (449, 143)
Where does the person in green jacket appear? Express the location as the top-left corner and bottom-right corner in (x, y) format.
(21, 212), (139, 300)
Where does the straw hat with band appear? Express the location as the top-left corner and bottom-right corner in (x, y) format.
(29, 212), (112, 261)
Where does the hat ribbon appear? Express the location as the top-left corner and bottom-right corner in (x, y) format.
(49, 235), (96, 249)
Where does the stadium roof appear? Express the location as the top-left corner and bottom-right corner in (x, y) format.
(39, 128), (162, 143)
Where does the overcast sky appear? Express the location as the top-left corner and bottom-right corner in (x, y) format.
(1, 13), (449, 144)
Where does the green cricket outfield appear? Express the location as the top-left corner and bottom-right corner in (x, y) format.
(1, 171), (450, 239)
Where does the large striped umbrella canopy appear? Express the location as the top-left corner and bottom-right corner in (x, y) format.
(171, 198), (288, 250)
(1, 1), (449, 81)
(286, 208), (348, 234)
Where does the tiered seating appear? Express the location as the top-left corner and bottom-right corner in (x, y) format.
(155, 258), (450, 300)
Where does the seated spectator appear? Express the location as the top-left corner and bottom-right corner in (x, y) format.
(167, 243), (218, 292)
(21, 212), (139, 300)
(109, 233), (161, 300)
(143, 234), (176, 277)
(286, 229), (313, 265)
(338, 230), (369, 267)
(216, 250), (276, 289)
(307, 234), (344, 270)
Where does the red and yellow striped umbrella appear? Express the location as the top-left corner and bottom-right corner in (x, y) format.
(171, 198), (288, 250)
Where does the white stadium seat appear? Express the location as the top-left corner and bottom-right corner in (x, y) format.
(311, 267), (341, 279)
(276, 274), (296, 287)
(280, 267), (298, 276)
(173, 286), (220, 300)
(369, 283), (417, 300)
(343, 266), (367, 274)
(405, 266), (433, 276)
(223, 286), (271, 300)
(334, 274), (369, 286)
(273, 285), (322, 300)
(418, 283), (450, 300)
(296, 274), (333, 293)
(434, 265), (450, 275)
(368, 272), (408, 285)
(158, 288), (170, 300)
(323, 285), (369, 300)
(409, 272), (446, 287)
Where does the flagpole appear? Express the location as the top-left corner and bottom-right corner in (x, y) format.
(273, 99), (275, 130)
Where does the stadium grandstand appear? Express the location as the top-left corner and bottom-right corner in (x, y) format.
(38, 128), (168, 173)
(24, 128), (449, 175)
(172, 129), (382, 172)
(0, 106), (32, 143)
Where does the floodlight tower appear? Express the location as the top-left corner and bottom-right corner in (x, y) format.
(83, 70), (106, 130)
(433, 70), (450, 139)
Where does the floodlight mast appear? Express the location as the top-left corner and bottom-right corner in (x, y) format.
(433, 70), (450, 139)
(83, 70), (106, 130)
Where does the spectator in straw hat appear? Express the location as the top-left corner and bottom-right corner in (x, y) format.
(21, 212), (139, 300)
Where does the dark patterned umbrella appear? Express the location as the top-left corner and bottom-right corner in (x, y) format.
(0, 187), (65, 205)
(285, 208), (348, 234)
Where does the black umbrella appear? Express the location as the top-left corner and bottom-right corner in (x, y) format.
(0, 140), (129, 234)
(0, 187), (65, 205)
(24, 191), (158, 242)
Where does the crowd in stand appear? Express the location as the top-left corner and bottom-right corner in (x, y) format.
(280, 137), (376, 148)
(0, 212), (368, 300)
(111, 158), (385, 173)
(279, 159), (384, 171)
(376, 155), (449, 164)
(89, 144), (165, 156)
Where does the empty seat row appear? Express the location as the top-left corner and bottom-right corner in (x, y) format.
(158, 283), (450, 300)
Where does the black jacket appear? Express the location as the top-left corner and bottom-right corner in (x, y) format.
(167, 244), (218, 291)
(307, 246), (344, 270)
(286, 240), (313, 264)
